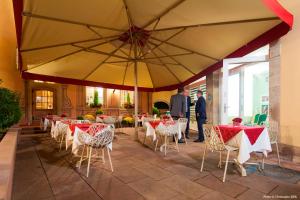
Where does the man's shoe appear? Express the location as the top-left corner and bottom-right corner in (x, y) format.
(178, 139), (185, 143)
(193, 139), (204, 143)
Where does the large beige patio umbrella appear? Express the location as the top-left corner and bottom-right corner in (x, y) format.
(13, 0), (293, 135)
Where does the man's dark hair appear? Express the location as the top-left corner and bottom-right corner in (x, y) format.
(178, 87), (184, 94)
(197, 90), (203, 95)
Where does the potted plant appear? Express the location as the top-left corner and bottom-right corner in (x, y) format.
(77, 116), (84, 120)
(122, 116), (134, 127)
(95, 108), (103, 115)
(124, 93), (134, 109)
(89, 90), (102, 108)
(152, 107), (160, 117)
(0, 87), (22, 140)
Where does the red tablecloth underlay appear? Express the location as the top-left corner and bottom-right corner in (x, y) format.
(217, 125), (265, 144)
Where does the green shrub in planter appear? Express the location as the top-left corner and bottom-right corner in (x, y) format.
(95, 109), (103, 115)
(77, 116), (84, 120)
(0, 87), (22, 132)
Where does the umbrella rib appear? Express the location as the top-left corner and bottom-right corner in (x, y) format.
(142, 0), (186, 29)
(122, 44), (133, 85)
(142, 28), (186, 58)
(23, 12), (125, 32)
(122, 62), (130, 85)
(144, 62), (156, 88)
(26, 39), (118, 71)
(154, 44), (196, 75)
(122, 0), (134, 26)
(149, 36), (219, 61)
(86, 26), (131, 58)
(141, 52), (193, 60)
(151, 17), (279, 32)
(82, 42), (129, 80)
(20, 35), (119, 52)
(147, 44), (181, 83)
(74, 44), (130, 60)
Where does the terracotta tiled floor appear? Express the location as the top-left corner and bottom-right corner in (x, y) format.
(13, 128), (300, 200)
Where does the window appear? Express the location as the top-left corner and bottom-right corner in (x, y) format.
(189, 81), (206, 119)
(86, 87), (104, 106)
(120, 90), (134, 107)
(36, 90), (53, 109)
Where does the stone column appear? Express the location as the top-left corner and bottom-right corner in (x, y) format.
(76, 85), (85, 116)
(61, 85), (72, 117)
(205, 69), (221, 124)
(269, 40), (281, 133)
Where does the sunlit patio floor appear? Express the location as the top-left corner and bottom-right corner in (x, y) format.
(13, 128), (300, 200)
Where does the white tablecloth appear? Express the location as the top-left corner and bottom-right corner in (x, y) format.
(226, 127), (272, 163)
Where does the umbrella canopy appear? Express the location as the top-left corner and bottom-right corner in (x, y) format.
(14, 0), (293, 91)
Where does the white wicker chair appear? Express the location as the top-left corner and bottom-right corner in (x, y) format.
(155, 121), (180, 156)
(56, 121), (69, 151)
(77, 123), (114, 177)
(262, 120), (280, 168)
(103, 116), (116, 125)
(178, 118), (188, 144)
(200, 125), (239, 182)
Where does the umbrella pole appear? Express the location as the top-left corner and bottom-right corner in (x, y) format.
(134, 40), (139, 141)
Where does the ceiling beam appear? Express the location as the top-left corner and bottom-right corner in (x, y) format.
(23, 12), (125, 32)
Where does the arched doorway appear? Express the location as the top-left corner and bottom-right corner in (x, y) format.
(154, 101), (169, 114)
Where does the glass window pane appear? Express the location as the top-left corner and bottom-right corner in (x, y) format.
(228, 74), (240, 117)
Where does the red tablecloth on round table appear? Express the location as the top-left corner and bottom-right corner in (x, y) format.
(69, 123), (91, 136)
(149, 120), (175, 129)
(217, 125), (265, 144)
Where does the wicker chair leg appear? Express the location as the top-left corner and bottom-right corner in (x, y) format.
(143, 133), (147, 144)
(174, 135), (179, 152)
(59, 134), (64, 151)
(102, 148), (105, 164)
(155, 138), (159, 152)
(164, 135), (167, 156)
(218, 152), (222, 168)
(223, 150), (231, 182)
(262, 156), (265, 170)
(79, 145), (85, 169)
(200, 145), (207, 172)
(107, 147), (114, 172)
(87, 147), (92, 177)
(182, 132), (187, 145)
(65, 135), (68, 150)
(275, 142), (281, 166)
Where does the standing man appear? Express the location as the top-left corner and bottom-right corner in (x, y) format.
(194, 90), (207, 142)
(170, 87), (186, 143)
(170, 87), (186, 119)
(183, 88), (194, 139)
